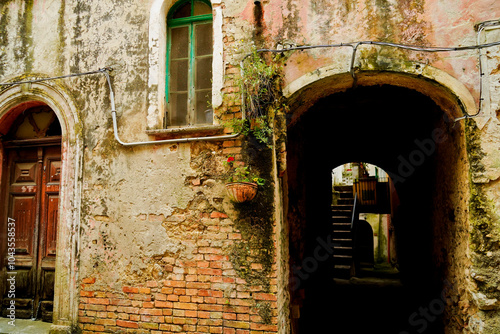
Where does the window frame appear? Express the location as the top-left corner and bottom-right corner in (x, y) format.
(166, 0), (213, 127)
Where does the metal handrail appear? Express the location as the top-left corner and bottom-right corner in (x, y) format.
(350, 192), (357, 230)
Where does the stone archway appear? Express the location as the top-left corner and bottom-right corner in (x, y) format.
(0, 82), (82, 332)
(0, 104), (62, 322)
(283, 64), (478, 125)
(281, 82), (470, 334)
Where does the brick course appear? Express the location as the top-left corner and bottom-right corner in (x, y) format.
(79, 274), (278, 333)
(79, 214), (278, 334)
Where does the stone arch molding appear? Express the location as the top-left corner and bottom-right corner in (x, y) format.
(148, 0), (224, 129)
(284, 62), (478, 127)
(0, 80), (82, 332)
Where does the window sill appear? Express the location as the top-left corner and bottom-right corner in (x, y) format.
(146, 125), (225, 140)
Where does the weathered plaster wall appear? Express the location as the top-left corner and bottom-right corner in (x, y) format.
(1, 0), (500, 333)
(431, 116), (471, 333)
(221, 0), (500, 105)
(1, 1), (279, 333)
(466, 117), (500, 333)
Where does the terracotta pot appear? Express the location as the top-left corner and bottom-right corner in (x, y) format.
(225, 182), (258, 203)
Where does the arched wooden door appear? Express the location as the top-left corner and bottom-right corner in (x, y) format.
(0, 105), (61, 322)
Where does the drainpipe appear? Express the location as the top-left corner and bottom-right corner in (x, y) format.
(103, 70), (242, 146)
(349, 42), (361, 87)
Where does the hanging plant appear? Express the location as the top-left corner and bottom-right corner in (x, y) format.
(242, 51), (282, 120)
(225, 182), (259, 203)
(225, 50), (287, 147)
(224, 155), (265, 203)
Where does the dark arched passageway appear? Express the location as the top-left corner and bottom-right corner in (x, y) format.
(285, 85), (469, 334)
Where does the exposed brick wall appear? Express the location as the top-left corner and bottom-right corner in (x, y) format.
(79, 214), (279, 334)
(219, 63), (243, 159)
(79, 277), (278, 333)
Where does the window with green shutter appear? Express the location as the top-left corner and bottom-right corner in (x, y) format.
(166, 0), (213, 127)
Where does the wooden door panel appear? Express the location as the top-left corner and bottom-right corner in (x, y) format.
(1, 144), (60, 320)
(10, 195), (36, 256)
(41, 270), (55, 299)
(1, 148), (40, 318)
(13, 162), (37, 183)
(38, 146), (60, 322)
(41, 149), (60, 261)
(44, 195), (58, 256)
(10, 268), (33, 297)
(48, 160), (61, 183)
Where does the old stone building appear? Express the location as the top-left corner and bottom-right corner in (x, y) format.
(1, 0), (500, 333)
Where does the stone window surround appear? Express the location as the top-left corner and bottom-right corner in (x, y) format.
(148, 0), (223, 132)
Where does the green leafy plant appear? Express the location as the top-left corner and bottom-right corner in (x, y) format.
(225, 50), (287, 147)
(241, 52), (282, 120)
(225, 117), (272, 147)
(224, 156), (265, 186)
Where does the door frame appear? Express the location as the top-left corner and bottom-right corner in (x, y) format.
(0, 81), (82, 332)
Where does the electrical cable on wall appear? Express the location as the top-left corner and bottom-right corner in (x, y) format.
(243, 30), (500, 121)
(0, 68), (109, 86)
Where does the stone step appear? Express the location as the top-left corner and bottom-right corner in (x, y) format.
(334, 185), (353, 192)
(333, 254), (352, 259)
(332, 212), (352, 220)
(333, 238), (353, 245)
(333, 261), (354, 279)
(333, 222), (351, 226)
(334, 218), (352, 223)
(333, 246), (352, 250)
(331, 204), (354, 210)
(333, 265), (352, 278)
(332, 210), (353, 215)
(332, 222), (351, 230)
(334, 245), (353, 256)
(334, 264), (351, 270)
(334, 256), (352, 265)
